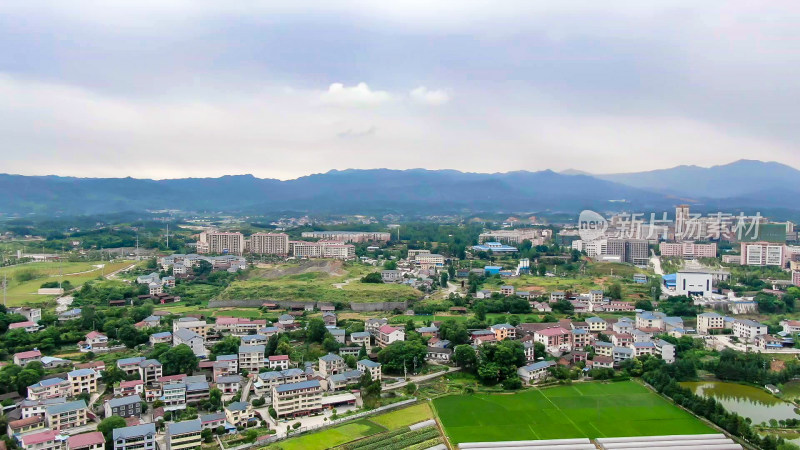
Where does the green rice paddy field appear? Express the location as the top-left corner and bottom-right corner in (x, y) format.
(433, 381), (715, 444)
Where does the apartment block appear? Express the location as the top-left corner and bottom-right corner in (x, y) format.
(659, 242), (717, 259)
(113, 424), (156, 450)
(166, 419), (202, 450)
(741, 242), (787, 267)
(67, 369), (98, 396)
(238, 345), (266, 371)
(272, 380), (322, 418)
(300, 231), (390, 243)
(45, 400), (88, 431)
(249, 232), (290, 255)
(697, 312), (725, 335)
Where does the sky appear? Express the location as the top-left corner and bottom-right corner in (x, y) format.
(1, 1), (800, 180)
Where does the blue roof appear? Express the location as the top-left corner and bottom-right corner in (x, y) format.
(350, 331), (370, 338)
(108, 395), (142, 408)
(358, 359), (380, 368)
(113, 424), (156, 440)
(68, 368), (97, 377)
(151, 331), (172, 338)
(320, 353), (343, 362)
(275, 380), (320, 393)
(238, 344), (265, 353)
(31, 377), (66, 388)
(226, 401), (249, 411)
(46, 400), (86, 415)
(118, 357), (145, 366)
(167, 419), (202, 436)
(521, 361), (555, 371)
(217, 354), (237, 361)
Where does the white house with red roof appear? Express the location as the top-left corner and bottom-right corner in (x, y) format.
(533, 327), (572, 354)
(9, 321), (41, 333)
(79, 331), (108, 352)
(268, 355), (290, 371)
(18, 429), (62, 450)
(14, 349), (42, 366)
(115, 380), (144, 397)
(376, 325), (405, 348)
(68, 432), (105, 450)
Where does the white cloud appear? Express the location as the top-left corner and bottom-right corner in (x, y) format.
(410, 86), (450, 106)
(320, 82), (391, 107)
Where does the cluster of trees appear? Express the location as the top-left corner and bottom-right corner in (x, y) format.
(0, 360), (47, 395)
(708, 349), (800, 386)
(377, 340), (427, 374)
(473, 295), (531, 315)
(755, 290), (799, 314)
(361, 272), (383, 284)
(659, 295), (700, 317)
(452, 340), (526, 389)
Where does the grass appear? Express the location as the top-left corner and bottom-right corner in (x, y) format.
(269, 419), (386, 450)
(0, 260), (134, 306)
(781, 381), (800, 400)
(219, 263), (423, 304)
(432, 381), (715, 444)
(368, 402), (433, 429)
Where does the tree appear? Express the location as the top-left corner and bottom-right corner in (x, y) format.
(307, 318), (328, 344)
(344, 355), (357, 369)
(323, 335), (340, 353)
(404, 382), (417, 395)
(212, 336), (241, 356)
(161, 344), (198, 375)
(98, 416), (127, 450)
(377, 341), (427, 374)
(384, 260), (398, 270)
(453, 345), (477, 371)
(209, 388), (222, 410)
(608, 282), (623, 300)
(438, 320), (469, 346)
(474, 303), (487, 322)
(635, 300), (654, 311)
(358, 343), (368, 360)
(201, 428), (213, 443)
(440, 272), (449, 286)
(361, 272), (383, 283)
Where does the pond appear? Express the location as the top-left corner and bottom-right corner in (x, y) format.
(681, 381), (800, 425)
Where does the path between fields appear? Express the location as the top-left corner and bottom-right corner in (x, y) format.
(332, 277), (359, 289)
(384, 366), (460, 391)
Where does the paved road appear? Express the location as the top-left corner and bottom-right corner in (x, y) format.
(240, 377), (253, 402)
(650, 251), (664, 276)
(384, 365), (460, 391)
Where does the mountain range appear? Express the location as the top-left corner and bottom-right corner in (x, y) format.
(0, 160), (796, 217)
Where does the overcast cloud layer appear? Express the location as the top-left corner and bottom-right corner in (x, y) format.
(1, 1), (799, 179)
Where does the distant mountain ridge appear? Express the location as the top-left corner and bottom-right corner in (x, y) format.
(0, 160), (796, 216)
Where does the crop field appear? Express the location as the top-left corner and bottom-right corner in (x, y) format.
(0, 260), (134, 306)
(218, 262), (423, 303)
(433, 381), (715, 445)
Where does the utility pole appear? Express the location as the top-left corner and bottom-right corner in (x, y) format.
(2, 274), (6, 306)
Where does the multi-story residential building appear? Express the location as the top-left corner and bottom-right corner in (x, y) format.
(248, 232), (290, 255)
(214, 375), (242, 394)
(654, 339), (676, 363)
(490, 323), (516, 341)
(27, 378), (71, 400)
(14, 350), (43, 366)
(517, 361), (556, 384)
(238, 345), (266, 371)
(357, 360), (381, 381)
(319, 353), (345, 377)
(161, 383), (187, 411)
(612, 346), (634, 363)
(214, 317), (268, 336)
(68, 432), (105, 450)
(137, 360), (163, 386)
(8, 415), (46, 438)
(612, 333), (634, 347)
(630, 341), (656, 357)
(376, 325), (405, 348)
(611, 317), (635, 334)
(659, 242), (717, 259)
(741, 242), (787, 267)
(241, 334), (267, 346)
(407, 249), (431, 260)
(197, 231), (245, 255)
(349, 331), (371, 347)
(173, 329), (206, 357)
(115, 380), (144, 397)
(415, 253), (445, 269)
(272, 380), (323, 418)
(253, 368), (307, 395)
(117, 357), (146, 375)
(635, 312), (665, 331)
(199, 413), (226, 431)
(781, 319), (800, 335)
(224, 402), (256, 428)
(328, 370), (363, 391)
(173, 317), (210, 338)
(585, 317), (607, 332)
(533, 327), (571, 354)
(697, 312), (725, 335)
(20, 398), (67, 419)
(380, 270), (403, 283)
(300, 231), (390, 243)
(105, 395), (142, 418)
(18, 430), (63, 450)
(571, 328), (590, 348)
(288, 241), (355, 259)
(733, 319), (768, 342)
(113, 424), (157, 450)
(67, 369), (98, 396)
(45, 400), (88, 431)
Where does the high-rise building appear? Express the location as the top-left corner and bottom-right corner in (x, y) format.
(624, 240), (650, 266)
(659, 242), (717, 259)
(741, 241), (786, 266)
(197, 231), (245, 255)
(248, 233), (289, 256)
(674, 204), (690, 238)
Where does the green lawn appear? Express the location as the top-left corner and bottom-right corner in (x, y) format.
(368, 402), (433, 429)
(0, 260), (134, 306)
(270, 419), (386, 450)
(432, 381), (715, 444)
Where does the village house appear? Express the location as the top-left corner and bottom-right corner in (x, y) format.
(357, 359), (382, 381)
(224, 402), (256, 428)
(517, 361), (556, 384)
(268, 355), (290, 371)
(376, 325), (405, 348)
(45, 400), (88, 431)
(112, 423), (157, 450)
(105, 395), (143, 419)
(238, 345), (266, 371)
(165, 419), (203, 450)
(319, 353), (345, 377)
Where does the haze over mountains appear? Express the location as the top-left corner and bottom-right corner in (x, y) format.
(0, 160), (796, 217)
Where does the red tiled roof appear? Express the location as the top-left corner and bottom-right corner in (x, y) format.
(14, 350), (42, 359)
(268, 355), (289, 361)
(68, 432), (105, 449)
(9, 321), (35, 329)
(536, 327), (569, 336)
(86, 331), (105, 339)
(9, 416), (43, 428)
(158, 374), (186, 382)
(20, 430), (57, 446)
(120, 380), (143, 388)
(378, 325), (401, 334)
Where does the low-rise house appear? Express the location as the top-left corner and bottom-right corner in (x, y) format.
(68, 432), (105, 450)
(612, 346), (634, 364)
(781, 319), (800, 335)
(611, 333), (634, 347)
(523, 340), (535, 363)
(112, 423), (156, 450)
(476, 290), (492, 299)
(214, 375), (242, 394)
(80, 331), (109, 352)
(654, 339), (676, 363)
(214, 354), (238, 376)
(339, 347), (361, 357)
(59, 308), (82, 322)
(612, 318), (634, 334)
(18, 430), (63, 450)
(10, 307), (42, 323)
(67, 368), (99, 396)
(593, 340), (613, 357)
(241, 334), (267, 346)
(517, 361), (555, 384)
(7, 416), (46, 438)
(45, 400), (88, 431)
(630, 341), (656, 357)
(588, 356), (614, 369)
(214, 317), (267, 336)
(9, 321), (40, 333)
(272, 380), (322, 418)
(161, 383), (187, 411)
(173, 317), (210, 338)
(138, 360), (163, 386)
(755, 334), (784, 350)
(381, 270), (403, 283)
(328, 370), (363, 391)
(14, 350), (43, 366)
(200, 413), (227, 431)
(500, 285), (515, 296)
(733, 319), (768, 342)
(115, 380), (144, 397)
(550, 291), (565, 302)
(585, 317), (607, 332)
(357, 359), (382, 381)
(185, 377), (211, 404)
(571, 329), (590, 349)
(149, 332), (172, 346)
(277, 314), (294, 325)
(376, 325), (405, 348)
(415, 326), (439, 338)
(268, 355), (290, 371)
(41, 356), (71, 370)
(105, 395), (143, 418)
(75, 360), (105, 373)
(471, 330), (497, 346)
(533, 327), (571, 354)
(319, 353), (345, 377)
(365, 318), (388, 334)
(635, 312), (665, 331)
(322, 312), (337, 327)
(27, 378), (71, 400)
(327, 327), (346, 344)
(238, 345), (266, 371)
(349, 331), (370, 347)
(225, 402), (256, 428)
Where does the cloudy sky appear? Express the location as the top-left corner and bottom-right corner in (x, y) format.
(1, 1), (799, 179)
